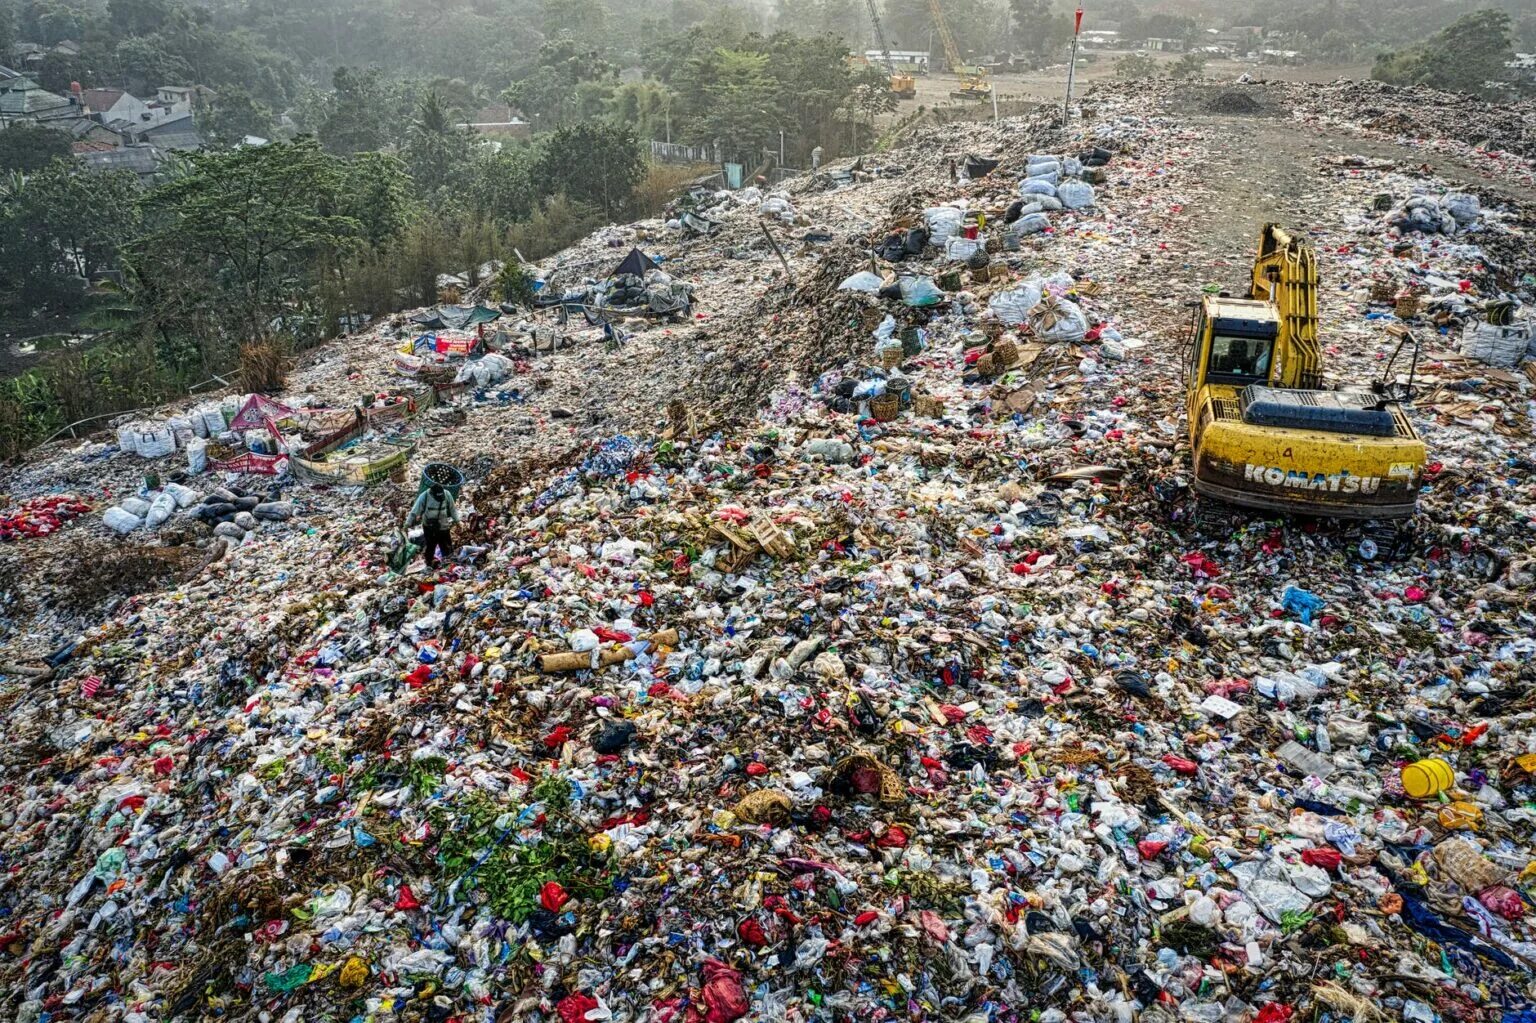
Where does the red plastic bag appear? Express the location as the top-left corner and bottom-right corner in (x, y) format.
(1300, 847), (1342, 870)
(540, 881), (569, 912)
(557, 992), (599, 1023)
(700, 958), (749, 1023)
(1479, 886), (1525, 920)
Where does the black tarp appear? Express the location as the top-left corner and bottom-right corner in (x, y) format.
(963, 154), (1001, 179)
(611, 247), (660, 279)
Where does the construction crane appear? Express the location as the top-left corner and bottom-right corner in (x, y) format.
(925, 0), (990, 99)
(863, 0), (915, 98)
(1184, 224), (1426, 521)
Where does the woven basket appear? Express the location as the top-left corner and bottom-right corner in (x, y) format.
(880, 347), (903, 370)
(976, 353), (996, 377)
(732, 789), (792, 824)
(914, 395), (945, 418)
(1395, 294), (1420, 319)
(1370, 280), (1395, 303)
(993, 338), (1018, 367)
(870, 393), (900, 422)
(832, 753), (907, 803)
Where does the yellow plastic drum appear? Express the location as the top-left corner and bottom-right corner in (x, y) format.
(1400, 757), (1454, 799)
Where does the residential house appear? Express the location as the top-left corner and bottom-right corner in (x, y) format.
(81, 87), (153, 125)
(458, 104), (531, 139)
(1144, 37), (1186, 52)
(137, 111), (202, 150)
(0, 75), (77, 127)
(78, 144), (164, 178)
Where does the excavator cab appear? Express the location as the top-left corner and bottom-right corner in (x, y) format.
(1185, 225), (1426, 520)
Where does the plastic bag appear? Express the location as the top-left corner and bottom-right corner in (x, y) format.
(899, 276), (944, 307)
(990, 281), (1044, 325)
(1009, 212), (1051, 238)
(145, 492), (177, 529)
(163, 482), (199, 508)
(388, 531), (420, 573)
(1443, 192), (1480, 227)
(132, 423), (175, 458)
(103, 507), (144, 534)
(944, 236), (985, 262)
(120, 497), (151, 517)
(1021, 179), (1057, 197)
(923, 206), (964, 245)
(186, 437), (208, 474)
(1034, 297), (1088, 342)
(838, 271), (885, 293)
(1057, 181), (1097, 210)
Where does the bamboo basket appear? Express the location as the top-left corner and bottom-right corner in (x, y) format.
(993, 338), (1018, 368)
(914, 395), (945, 418)
(870, 393), (901, 422)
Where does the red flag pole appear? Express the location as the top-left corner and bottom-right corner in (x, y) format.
(1063, 7), (1085, 126)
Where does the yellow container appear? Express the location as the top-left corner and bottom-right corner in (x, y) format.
(1437, 801), (1482, 831)
(1400, 758), (1454, 799)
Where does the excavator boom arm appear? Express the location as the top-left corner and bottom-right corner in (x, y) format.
(1251, 223), (1321, 390)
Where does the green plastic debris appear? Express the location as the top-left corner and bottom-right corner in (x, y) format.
(264, 962), (315, 992)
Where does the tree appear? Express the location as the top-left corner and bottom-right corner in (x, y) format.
(1166, 51), (1207, 80)
(114, 35), (194, 94)
(1115, 52), (1157, 79)
(542, 0), (609, 40)
(1009, 0), (1072, 61)
(533, 122), (645, 218)
(0, 165), (141, 311)
(403, 90), (477, 200)
(846, 63), (897, 145)
(461, 146), (538, 226)
(674, 47), (782, 155)
(340, 153), (416, 250)
(130, 138), (359, 346)
(0, 123), (73, 174)
(503, 39), (618, 129)
(202, 86), (277, 145)
(321, 66), (389, 155)
(1373, 9), (1515, 99)
(109, 0), (188, 36)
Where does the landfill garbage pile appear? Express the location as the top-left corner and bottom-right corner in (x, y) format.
(1, 79), (1535, 1023)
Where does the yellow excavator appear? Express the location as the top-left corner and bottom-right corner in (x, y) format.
(863, 0), (917, 98)
(1185, 224), (1426, 519)
(926, 0), (990, 99)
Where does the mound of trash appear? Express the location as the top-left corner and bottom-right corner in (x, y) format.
(0, 78), (1534, 1023)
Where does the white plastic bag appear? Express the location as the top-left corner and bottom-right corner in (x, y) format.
(145, 492), (176, 529)
(838, 271), (885, 293)
(132, 423), (175, 458)
(944, 235), (985, 263)
(1057, 181), (1096, 210)
(166, 415), (194, 448)
(164, 482), (200, 508)
(103, 507), (144, 534)
(1034, 297), (1089, 342)
(116, 424), (139, 455)
(990, 281), (1045, 325)
(186, 437), (208, 474)
(1009, 212), (1051, 238)
(120, 497), (151, 517)
(923, 206), (965, 245)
